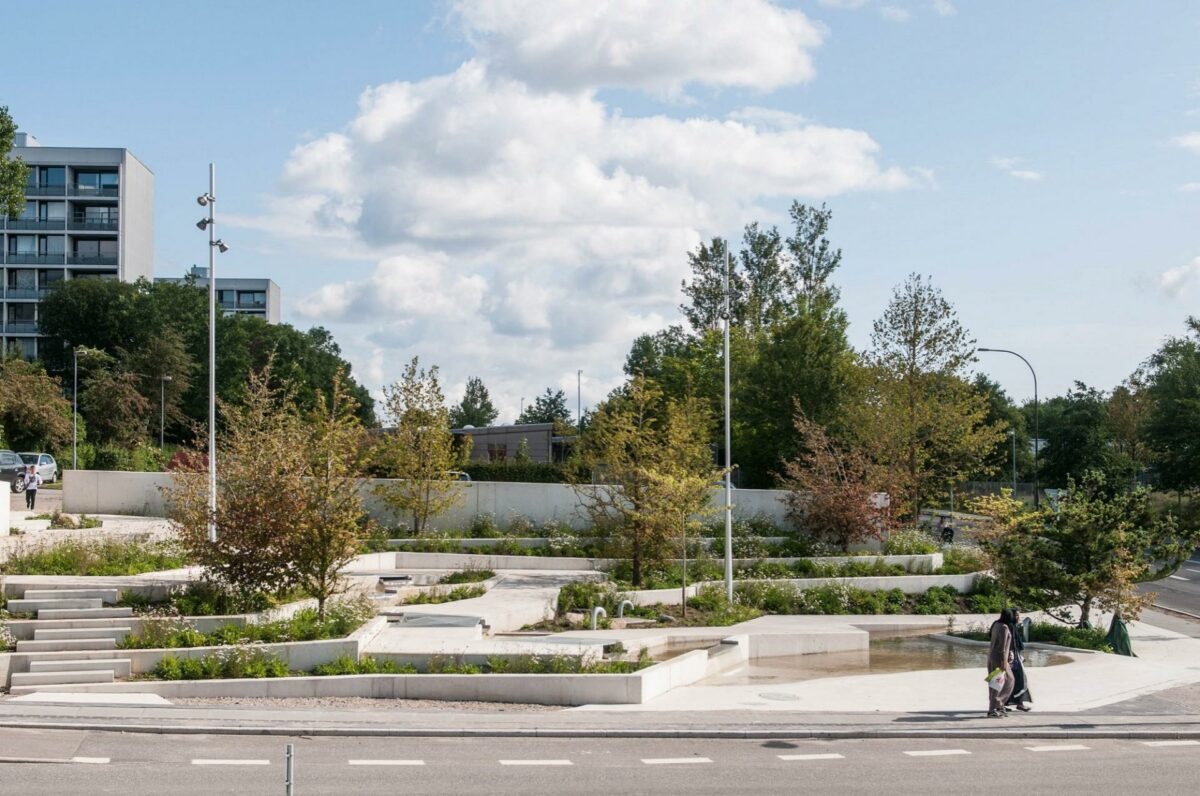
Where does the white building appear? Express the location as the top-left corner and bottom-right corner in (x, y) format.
(156, 266), (281, 324)
(2, 132), (154, 358)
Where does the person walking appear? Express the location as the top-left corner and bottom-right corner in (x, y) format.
(986, 607), (1017, 718)
(1006, 608), (1033, 712)
(23, 464), (42, 511)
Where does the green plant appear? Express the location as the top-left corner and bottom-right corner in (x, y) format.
(468, 513), (503, 538)
(427, 655), (482, 674)
(401, 584), (486, 605)
(438, 568), (495, 585)
(151, 646), (292, 680)
(555, 581), (628, 615)
(882, 528), (938, 555)
(0, 537), (187, 576)
(913, 585), (960, 615)
(939, 545), (990, 575)
(312, 654), (416, 675)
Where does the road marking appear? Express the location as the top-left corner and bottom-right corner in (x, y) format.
(499, 759), (573, 766)
(1025, 745), (1090, 753)
(778, 753), (845, 761)
(903, 749), (971, 757)
(71, 757), (110, 765)
(348, 759), (426, 766)
(191, 759), (270, 766)
(642, 757), (712, 765)
(1143, 740), (1200, 747)
(1168, 575), (1189, 581)
(1184, 566), (1200, 573)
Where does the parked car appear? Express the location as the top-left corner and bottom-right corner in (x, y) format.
(444, 471), (472, 482)
(0, 450), (27, 493)
(19, 452), (58, 484)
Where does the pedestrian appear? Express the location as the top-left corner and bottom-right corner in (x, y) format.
(23, 464), (42, 511)
(986, 607), (1016, 718)
(1005, 608), (1033, 712)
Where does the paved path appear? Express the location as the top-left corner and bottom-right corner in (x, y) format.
(1, 731), (1197, 794)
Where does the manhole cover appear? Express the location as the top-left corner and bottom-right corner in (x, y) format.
(759, 692), (801, 702)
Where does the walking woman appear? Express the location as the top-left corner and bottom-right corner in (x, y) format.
(986, 608), (1016, 718)
(1006, 608), (1033, 712)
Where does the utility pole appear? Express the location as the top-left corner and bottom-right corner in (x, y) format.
(577, 369), (582, 434)
(723, 244), (733, 602)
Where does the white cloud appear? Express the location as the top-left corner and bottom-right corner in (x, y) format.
(991, 156), (1044, 182)
(1160, 256), (1200, 298)
(879, 6), (910, 22)
(1172, 132), (1200, 154)
(452, 0), (824, 95)
(931, 0), (956, 16)
(818, 0), (870, 7)
(1180, 182), (1200, 193)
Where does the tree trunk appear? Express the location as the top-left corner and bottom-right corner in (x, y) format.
(1078, 597), (1091, 629)
(632, 523), (643, 587)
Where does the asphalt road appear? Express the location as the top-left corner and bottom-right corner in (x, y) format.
(1, 730), (1198, 795)
(1142, 550), (1200, 621)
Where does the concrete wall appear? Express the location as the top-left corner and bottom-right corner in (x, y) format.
(64, 471), (797, 531)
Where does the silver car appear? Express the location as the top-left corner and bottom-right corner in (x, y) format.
(19, 453), (58, 484)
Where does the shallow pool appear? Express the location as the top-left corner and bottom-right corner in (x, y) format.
(701, 636), (1071, 687)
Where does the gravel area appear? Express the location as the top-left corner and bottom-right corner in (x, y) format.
(170, 696), (561, 713)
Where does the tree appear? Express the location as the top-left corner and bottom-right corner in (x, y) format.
(983, 472), (1200, 627)
(783, 413), (893, 551)
(0, 358), (72, 452)
(375, 358), (462, 534)
(166, 366), (309, 601)
(296, 370), (368, 618)
(969, 375), (1032, 482)
(573, 377), (721, 586)
(79, 364), (151, 448)
(449, 376), (499, 428)
(1038, 382), (1114, 488)
(854, 274), (1003, 516)
(679, 237), (743, 333)
(0, 106), (28, 219)
(1143, 318), (1200, 493)
(518, 387), (572, 427)
(1107, 373), (1151, 485)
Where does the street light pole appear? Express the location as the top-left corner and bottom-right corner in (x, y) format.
(196, 164), (227, 543)
(72, 346), (79, 470)
(1008, 429), (1017, 495)
(160, 375), (173, 451)
(723, 244), (733, 602)
(978, 348), (1039, 509)
(577, 369), (582, 434)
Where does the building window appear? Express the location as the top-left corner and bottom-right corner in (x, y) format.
(37, 166), (65, 187)
(39, 236), (65, 255)
(7, 269), (36, 290)
(8, 235), (36, 254)
(237, 290), (266, 308)
(487, 443), (508, 462)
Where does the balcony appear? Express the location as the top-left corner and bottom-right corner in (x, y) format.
(6, 253), (66, 266)
(5, 288), (40, 300)
(24, 185), (66, 197)
(70, 214), (119, 231)
(5, 219), (66, 231)
(4, 321), (39, 335)
(67, 253), (118, 266)
(69, 185), (119, 198)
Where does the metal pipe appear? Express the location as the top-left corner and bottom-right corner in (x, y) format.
(590, 606), (607, 631)
(723, 244), (733, 602)
(285, 743), (294, 796)
(72, 347), (78, 470)
(978, 348), (1039, 508)
(207, 163), (217, 542)
(616, 600), (634, 619)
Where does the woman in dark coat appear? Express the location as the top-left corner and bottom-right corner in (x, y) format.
(986, 608), (1016, 717)
(1005, 608), (1032, 711)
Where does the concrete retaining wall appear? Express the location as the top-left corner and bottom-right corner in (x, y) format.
(63, 471), (797, 530)
(624, 571), (979, 606)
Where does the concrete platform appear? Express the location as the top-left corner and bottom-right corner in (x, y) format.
(32, 627), (131, 642)
(7, 598), (102, 613)
(21, 588), (120, 603)
(4, 691), (172, 706)
(29, 659), (133, 678)
(37, 607), (134, 620)
(10, 669), (115, 689)
(15, 638), (118, 653)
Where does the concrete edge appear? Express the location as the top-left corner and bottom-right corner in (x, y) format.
(0, 720), (1198, 741)
(928, 633), (1099, 656)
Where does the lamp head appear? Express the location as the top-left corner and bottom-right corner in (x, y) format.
(214, 239), (230, 253)
(196, 218), (210, 231)
(196, 194), (212, 207)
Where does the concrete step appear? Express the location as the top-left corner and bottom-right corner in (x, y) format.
(7, 598), (103, 614)
(29, 658), (132, 678)
(37, 607), (134, 621)
(15, 638), (118, 653)
(33, 627), (131, 642)
(21, 588), (121, 603)
(9, 670), (116, 688)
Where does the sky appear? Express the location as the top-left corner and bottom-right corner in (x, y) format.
(6, 0), (1200, 419)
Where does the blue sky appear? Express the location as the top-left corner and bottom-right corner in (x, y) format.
(6, 1), (1200, 417)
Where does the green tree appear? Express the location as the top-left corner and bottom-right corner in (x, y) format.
(0, 106), (28, 219)
(1107, 373), (1151, 485)
(449, 376), (499, 428)
(375, 358), (462, 534)
(573, 377), (721, 586)
(984, 473), (1200, 627)
(79, 362), (151, 448)
(0, 358), (72, 452)
(1143, 319), (1200, 493)
(1039, 382), (1115, 488)
(854, 273), (1004, 516)
(518, 387), (572, 427)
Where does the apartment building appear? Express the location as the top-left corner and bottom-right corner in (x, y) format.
(1, 133), (154, 358)
(156, 266), (281, 324)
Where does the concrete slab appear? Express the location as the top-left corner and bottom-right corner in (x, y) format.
(22, 589), (120, 603)
(8, 598), (102, 613)
(15, 639), (117, 653)
(5, 692), (172, 706)
(33, 627), (131, 642)
(37, 608), (134, 620)
(29, 659), (133, 678)
(10, 670), (115, 688)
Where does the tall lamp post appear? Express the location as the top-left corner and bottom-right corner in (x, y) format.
(72, 346), (81, 470)
(978, 348), (1039, 508)
(1008, 429), (1017, 495)
(159, 375), (173, 451)
(197, 163), (229, 542)
(576, 369), (582, 434)
(722, 244), (733, 601)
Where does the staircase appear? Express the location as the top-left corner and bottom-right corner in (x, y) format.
(7, 587), (135, 694)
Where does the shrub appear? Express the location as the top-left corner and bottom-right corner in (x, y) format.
(0, 619), (15, 652)
(402, 585), (486, 605)
(468, 513), (502, 538)
(882, 528), (938, 555)
(427, 655), (482, 674)
(438, 568), (495, 585)
(913, 585), (960, 615)
(556, 581), (627, 615)
(92, 446), (133, 471)
(1, 537), (187, 577)
(312, 654), (416, 675)
(152, 646), (291, 680)
(939, 545), (990, 575)
(167, 581), (276, 616)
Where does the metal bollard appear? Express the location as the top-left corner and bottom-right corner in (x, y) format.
(616, 600), (634, 619)
(590, 606), (607, 630)
(285, 743), (294, 796)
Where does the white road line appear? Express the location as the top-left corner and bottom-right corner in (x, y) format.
(903, 749), (971, 757)
(348, 760), (426, 766)
(1143, 740), (1200, 747)
(499, 759), (573, 766)
(1168, 575), (1189, 581)
(1025, 745), (1091, 753)
(778, 753), (845, 761)
(71, 757), (110, 765)
(642, 757), (713, 765)
(191, 759), (271, 766)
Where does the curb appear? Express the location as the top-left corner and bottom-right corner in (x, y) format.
(1150, 603), (1200, 623)
(1, 720), (1199, 741)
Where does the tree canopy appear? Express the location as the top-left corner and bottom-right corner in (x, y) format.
(0, 106), (28, 219)
(449, 376), (499, 428)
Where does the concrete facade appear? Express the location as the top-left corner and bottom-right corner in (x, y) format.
(156, 266), (281, 324)
(3, 134), (154, 359)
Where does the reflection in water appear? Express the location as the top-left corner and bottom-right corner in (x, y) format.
(704, 636), (1070, 687)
